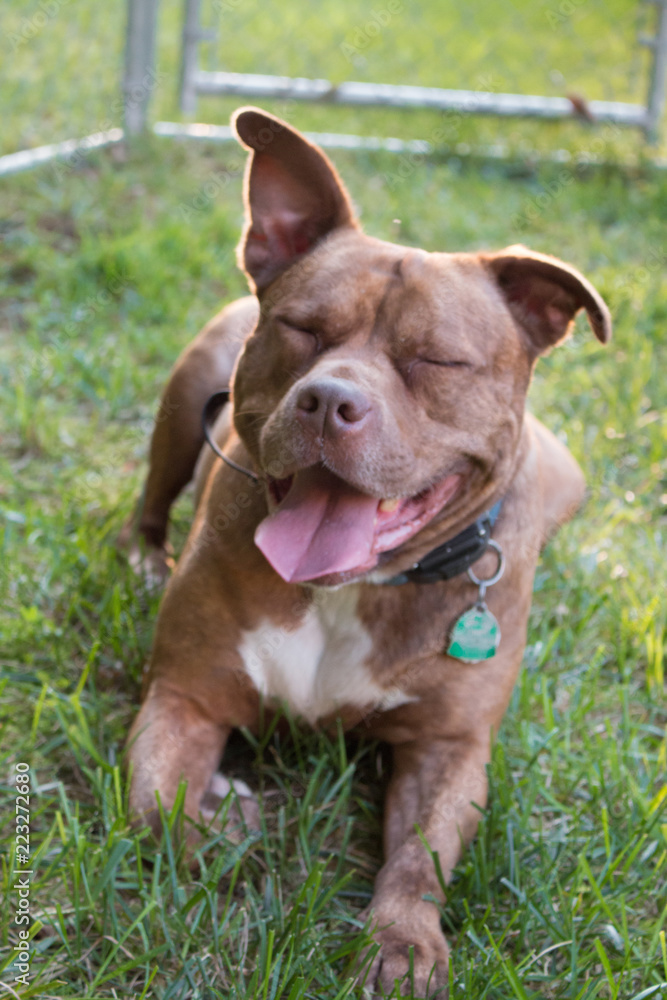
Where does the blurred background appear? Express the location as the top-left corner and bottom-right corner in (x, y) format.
(3, 0), (667, 158)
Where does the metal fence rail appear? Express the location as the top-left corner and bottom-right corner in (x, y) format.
(184, 71), (649, 125)
(2, 0), (667, 177)
(179, 0), (667, 142)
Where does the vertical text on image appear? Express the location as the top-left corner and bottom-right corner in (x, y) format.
(13, 763), (32, 988)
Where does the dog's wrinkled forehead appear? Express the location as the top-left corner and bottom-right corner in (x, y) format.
(266, 233), (401, 328)
(263, 232), (501, 358)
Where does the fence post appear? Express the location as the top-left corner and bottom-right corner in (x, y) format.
(124, 0), (161, 134)
(180, 0), (202, 113)
(646, 0), (667, 142)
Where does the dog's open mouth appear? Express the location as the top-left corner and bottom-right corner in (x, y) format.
(255, 465), (461, 583)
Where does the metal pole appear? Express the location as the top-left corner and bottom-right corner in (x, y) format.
(0, 130), (124, 178)
(180, 0), (203, 114)
(186, 72), (649, 126)
(123, 0), (160, 135)
(646, 0), (667, 141)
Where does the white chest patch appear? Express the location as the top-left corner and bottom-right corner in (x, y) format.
(239, 586), (415, 724)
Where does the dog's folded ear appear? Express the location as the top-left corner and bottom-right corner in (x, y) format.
(232, 107), (358, 292)
(484, 245), (611, 353)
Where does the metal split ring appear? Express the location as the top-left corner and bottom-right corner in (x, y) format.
(467, 539), (505, 600)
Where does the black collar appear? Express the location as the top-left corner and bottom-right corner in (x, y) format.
(382, 501), (503, 585)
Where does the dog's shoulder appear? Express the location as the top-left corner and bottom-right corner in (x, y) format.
(179, 295), (259, 374)
(524, 411), (586, 545)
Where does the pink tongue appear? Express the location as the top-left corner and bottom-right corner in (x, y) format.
(255, 466), (380, 582)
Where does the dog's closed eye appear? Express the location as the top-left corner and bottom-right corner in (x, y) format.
(275, 315), (316, 335)
(399, 357), (474, 380)
(421, 358), (473, 369)
(274, 316), (322, 352)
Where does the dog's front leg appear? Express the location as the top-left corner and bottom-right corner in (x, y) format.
(127, 680), (258, 847)
(363, 733), (493, 997)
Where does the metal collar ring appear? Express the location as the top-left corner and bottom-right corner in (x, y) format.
(467, 539), (505, 597)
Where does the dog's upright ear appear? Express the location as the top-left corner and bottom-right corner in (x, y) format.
(485, 245), (611, 353)
(232, 107), (358, 292)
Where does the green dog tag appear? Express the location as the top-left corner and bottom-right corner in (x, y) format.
(447, 602), (501, 664)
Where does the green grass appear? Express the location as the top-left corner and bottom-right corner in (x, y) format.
(1, 4), (667, 998)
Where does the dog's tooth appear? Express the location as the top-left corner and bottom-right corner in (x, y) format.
(379, 497), (401, 513)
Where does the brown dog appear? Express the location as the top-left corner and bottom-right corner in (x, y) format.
(125, 107), (610, 996)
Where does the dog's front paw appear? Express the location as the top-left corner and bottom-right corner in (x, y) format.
(126, 541), (175, 588)
(200, 772), (261, 839)
(359, 902), (449, 998)
(118, 514), (175, 587)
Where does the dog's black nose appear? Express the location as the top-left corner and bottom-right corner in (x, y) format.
(296, 377), (372, 437)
